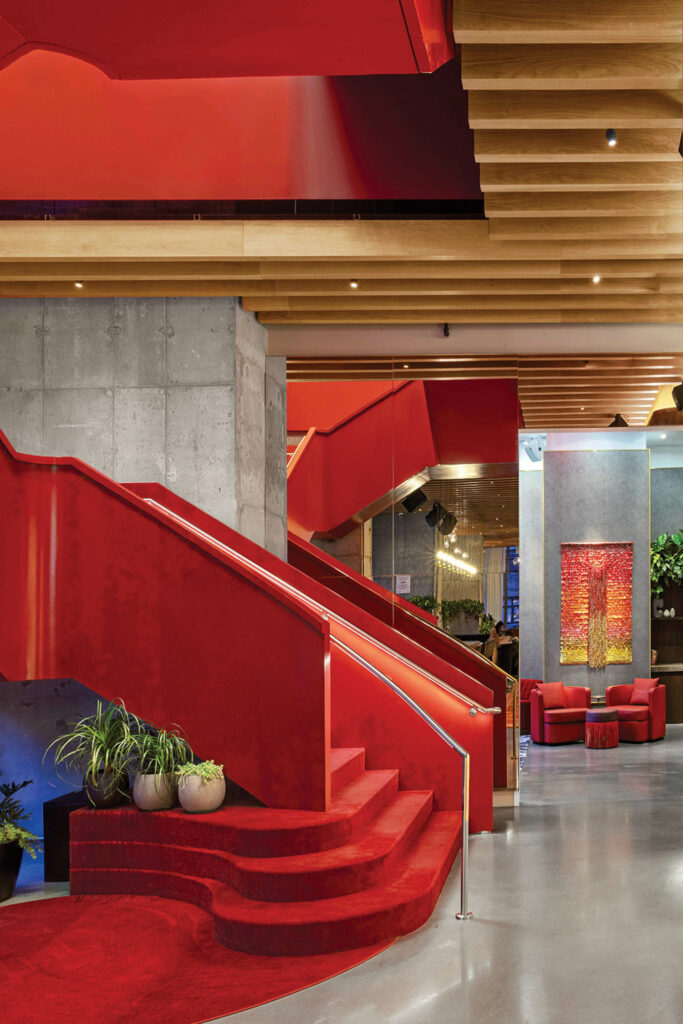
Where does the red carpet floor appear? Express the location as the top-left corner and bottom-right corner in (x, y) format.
(1, 894), (390, 1024)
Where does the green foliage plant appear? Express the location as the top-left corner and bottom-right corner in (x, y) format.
(408, 595), (439, 614)
(650, 531), (683, 597)
(131, 727), (192, 776)
(44, 700), (140, 803)
(176, 760), (224, 785)
(440, 598), (485, 627)
(0, 771), (41, 858)
(480, 614), (497, 636)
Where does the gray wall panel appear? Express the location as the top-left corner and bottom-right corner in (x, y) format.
(519, 470), (544, 681)
(651, 468), (683, 540)
(543, 450), (650, 695)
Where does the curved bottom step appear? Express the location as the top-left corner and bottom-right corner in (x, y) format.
(72, 811), (461, 955)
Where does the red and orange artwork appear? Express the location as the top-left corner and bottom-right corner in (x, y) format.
(560, 543), (633, 668)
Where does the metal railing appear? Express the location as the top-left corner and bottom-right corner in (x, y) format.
(331, 635), (474, 920)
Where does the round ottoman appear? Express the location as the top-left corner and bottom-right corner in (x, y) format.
(585, 708), (619, 748)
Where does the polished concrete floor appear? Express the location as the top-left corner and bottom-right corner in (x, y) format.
(221, 727), (683, 1024)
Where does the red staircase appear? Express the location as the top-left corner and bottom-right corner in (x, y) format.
(70, 747), (461, 955)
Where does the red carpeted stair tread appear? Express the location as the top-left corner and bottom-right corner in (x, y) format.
(330, 747), (365, 795)
(71, 810), (462, 955)
(71, 767), (399, 857)
(71, 790), (435, 901)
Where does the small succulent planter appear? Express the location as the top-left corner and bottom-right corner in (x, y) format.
(176, 761), (226, 814)
(132, 772), (177, 811)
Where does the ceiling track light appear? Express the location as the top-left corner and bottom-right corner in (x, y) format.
(74, 281), (84, 289)
(608, 413), (628, 427)
(605, 128), (617, 147)
(349, 280), (358, 289)
(592, 274), (601, 284)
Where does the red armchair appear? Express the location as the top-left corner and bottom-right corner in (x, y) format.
(530, 684), (591, 744)
(520, 678), (541, 734)
(605, 680), (665, 742)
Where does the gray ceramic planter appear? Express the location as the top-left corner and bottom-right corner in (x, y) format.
(133, 772), (177, 811)
(178, 775), (226, 813)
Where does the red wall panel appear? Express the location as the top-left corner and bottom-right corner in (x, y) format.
(0, 432), (330, 811)
(0, 53), (479, 200)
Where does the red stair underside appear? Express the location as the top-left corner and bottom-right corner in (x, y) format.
(71, 747), (461, 955)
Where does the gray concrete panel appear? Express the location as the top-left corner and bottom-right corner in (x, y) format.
(0, 387), (43, 453)
(43, 387), (114, 475)
(543, 449), (650, 693)
(114, 387), (166, 483)
(166, 298), (236, 385)
(44, 299), (114, 388)
(166, 385), (236, 525)
(113, 298), (166, 386)
(0, 299), (43, 387)
(519, 470), (544, 680)
(651, 467), (683, 539)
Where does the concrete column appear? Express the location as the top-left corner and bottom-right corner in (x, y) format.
(0, 297), (287, 558)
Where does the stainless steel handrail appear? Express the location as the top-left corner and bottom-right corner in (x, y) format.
(331, 635), (473, 920)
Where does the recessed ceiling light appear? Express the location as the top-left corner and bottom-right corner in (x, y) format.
(74, 281), (84, 289)
(581, 406), (585, 411)
(592, 274), (601, 284)
(349, 280), (358, 289)
(403, 364), (409, 369)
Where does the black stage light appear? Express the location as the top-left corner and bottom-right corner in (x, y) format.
(605, 128), (617, 147)
(438, 511), (458, 536)
(672, 382), (683, 411)
(425, 502), (445, 528)
(402, 488), (428, 515)
(608, 413), (628, 427)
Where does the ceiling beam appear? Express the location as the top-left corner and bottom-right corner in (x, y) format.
(468, 90), (682, 128)
(452, 1), (683, 44)
(258, 310), (681, 324)
(461, 44), (682, 91)
(484, 191), (682, 218)
(474, 129), (683, 163)
(244, 294), (683, 312)
(479, 163), (683, 191)
(487, 217), (682, 239)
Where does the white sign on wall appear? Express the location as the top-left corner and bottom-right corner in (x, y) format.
(395, 575), (411, 595)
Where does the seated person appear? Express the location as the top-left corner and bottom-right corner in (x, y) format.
(489, 620), (512, 645)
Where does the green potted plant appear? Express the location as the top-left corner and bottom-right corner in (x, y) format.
(650, 531), (683, 598)
(44, 700), (138, 808)
(440, 598), (485, 634)
(408, 595), (439, 615)
(0, 772), (40, 902)
(176, 760), (226, 814)
(130, 727), (192, 811)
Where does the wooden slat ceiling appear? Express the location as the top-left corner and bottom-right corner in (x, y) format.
(286, 353), (683, 431)
(450, 0), (682, 330)
(384, 475), (518, 546)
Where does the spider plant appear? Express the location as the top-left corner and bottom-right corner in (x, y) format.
(44, 700), (140, 806)
(131, 727), (192, 777)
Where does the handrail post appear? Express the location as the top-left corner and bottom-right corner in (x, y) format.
(455, 751), (472, 920)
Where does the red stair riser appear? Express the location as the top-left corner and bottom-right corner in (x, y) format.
(70, 814), (461, 956)
(70, 791), (434, 902)
(70, 769), (399, 858)
(330, 748), (366, 796)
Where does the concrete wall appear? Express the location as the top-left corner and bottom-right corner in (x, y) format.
(0, 297), (286, 557)
(651, 468), (683, 540)
(519, 470), (544, 680)
(372, 511), (436, 598)
(543, 450), (651, 694)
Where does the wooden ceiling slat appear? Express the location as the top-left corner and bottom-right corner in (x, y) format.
(488, 217), (682, 239)
(461, 43), (682, 91)
(245, 293), (683, 312)
(259, 310), (681, 324)
(474, 129), (683, 163)
(452, 1), (683, 44)
(485, 191), (682, 217)
(468, 90), (682, 129)
(479, 163), (683, 191)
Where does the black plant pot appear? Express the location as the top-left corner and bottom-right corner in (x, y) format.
(0, 840), (23, 902)
(84, 769), (130, 809)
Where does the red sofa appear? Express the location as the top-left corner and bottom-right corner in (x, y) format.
(520, 678), (541, 734)
(530, 684), (591, 744)
(605, 680), (665, 743)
